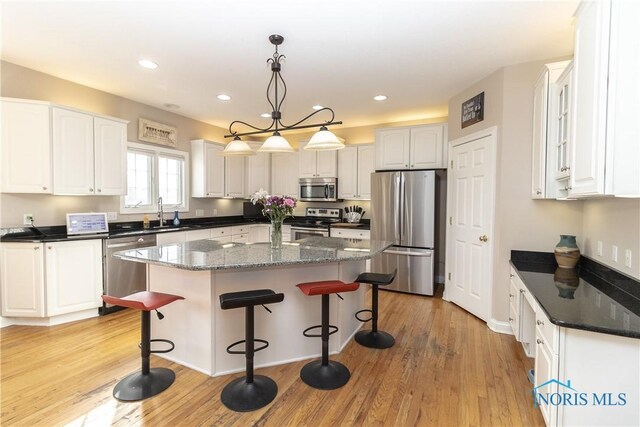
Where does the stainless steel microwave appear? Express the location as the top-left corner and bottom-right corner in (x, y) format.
(299, 178), (340, 202)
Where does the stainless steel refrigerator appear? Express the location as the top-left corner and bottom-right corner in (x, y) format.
(371, 170), (435, 295)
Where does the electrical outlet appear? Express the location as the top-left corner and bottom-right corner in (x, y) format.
(195, 209), (204, 217)
(625, 250), (632, 268)
(597, 241), (603, 256)
(23, 214), (34, 225)
(612, 245), (618, 262)
(107, 212), (117, 221)
(213, 209), (218, 216)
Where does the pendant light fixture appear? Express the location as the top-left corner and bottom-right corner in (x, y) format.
(224, 34), (344, 154)
(221, 136), (256, 156)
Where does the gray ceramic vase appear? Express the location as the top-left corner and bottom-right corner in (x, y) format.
(554, 235), (580, 269)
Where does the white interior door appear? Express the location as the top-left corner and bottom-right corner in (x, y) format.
(446, 131), (495, 322)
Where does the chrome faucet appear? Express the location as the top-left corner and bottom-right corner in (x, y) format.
(158, 197), (165, 227)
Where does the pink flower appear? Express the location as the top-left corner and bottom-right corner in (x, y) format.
(284, 198), (295, 207)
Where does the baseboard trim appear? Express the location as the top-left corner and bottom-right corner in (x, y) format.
(0, 317), (15, 328)
(488, 318), (513, 335)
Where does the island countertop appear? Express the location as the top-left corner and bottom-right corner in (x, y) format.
(113, 236), (393, 271)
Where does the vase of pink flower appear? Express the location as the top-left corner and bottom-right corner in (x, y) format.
(251, 189), (297, 249)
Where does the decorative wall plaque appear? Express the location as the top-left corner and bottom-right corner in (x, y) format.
(138, 118), (178, 147)
(461, 92), (485, 129)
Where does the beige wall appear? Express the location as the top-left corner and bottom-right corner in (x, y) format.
(448, 59), (584, 324)
(582, 199), (640, 279)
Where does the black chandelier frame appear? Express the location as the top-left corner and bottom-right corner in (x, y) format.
(224, 34), (342, 139)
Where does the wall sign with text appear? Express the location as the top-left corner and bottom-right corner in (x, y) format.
(461, 92), (484, 129)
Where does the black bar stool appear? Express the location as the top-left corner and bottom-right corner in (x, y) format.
(101, 291), (184, 401)
(219, 289), (284, 412)
(297, 280), (360, 390)
(354, 269), (397, 349)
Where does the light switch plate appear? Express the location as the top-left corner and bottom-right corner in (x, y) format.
(612, 245), (618, 262)
(597, 241), (603, 256)
(107, 212), (117, 221)
(625, 250), (632, 268)
(195, 209), (204, 217)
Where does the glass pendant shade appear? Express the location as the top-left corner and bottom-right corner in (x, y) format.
(258, 132), (295, 153)
(304, 126), (345, 151)
(222, 137), (256, 156)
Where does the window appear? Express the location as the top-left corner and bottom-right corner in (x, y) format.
(121, 142), (189, 214)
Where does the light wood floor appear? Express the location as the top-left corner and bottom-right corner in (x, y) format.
(1, 287), (543, 426)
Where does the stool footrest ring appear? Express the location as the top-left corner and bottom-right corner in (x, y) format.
(355, 309), (373, 323)
(303, 324), (338, 338)
(138, 339), (175, 354)
(226, 338), (269, 355)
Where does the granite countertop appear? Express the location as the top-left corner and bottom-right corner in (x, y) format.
(510, 251), (640, 339)
(113, 236), (393, 271)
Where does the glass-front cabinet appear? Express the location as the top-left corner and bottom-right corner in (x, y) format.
(550, 61), (573, 197)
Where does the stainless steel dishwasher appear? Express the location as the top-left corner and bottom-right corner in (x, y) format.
(101, 234), (157, 314)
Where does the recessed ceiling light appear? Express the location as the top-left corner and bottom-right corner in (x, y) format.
(138, 59), (158, 69)
(163, 103), (180, 109)
(217, 94), (231, 101)
(261, 113), (272, 118)
(312, 105), (324, 110)
(373, 95), (388, 101)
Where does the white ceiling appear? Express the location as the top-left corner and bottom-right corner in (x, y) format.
(1, 0), (577, 132)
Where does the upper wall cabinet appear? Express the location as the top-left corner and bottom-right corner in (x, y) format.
(191, 139), (225, 198)
(375, 123), (447, 171)
(569, 0), (640, 198)
(272, 151), (299, 196)
(245, 142), (271, 196)
(1, 99), (52, 194)
(531, 60), (571, 199)
(1, 98), (127, 196)
(338, 144), (375, 200)
(52, 108), (128, 196)
(299, 140), (338, 178)
(224, 155), (246, 198)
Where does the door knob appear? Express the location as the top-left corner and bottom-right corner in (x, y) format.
(479, 235), (488, 242)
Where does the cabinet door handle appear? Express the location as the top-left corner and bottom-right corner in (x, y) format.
(405, 164), (408, 167)
(34, 246), (40, 250)
(97, 189), (102, 193)
(536, 320), (544, 326)
(520, 289), (525, 294)
(510, 273), (514, 278)
(509, 293), (514, 298)
(89, 188), (94, 192)
(509, 317), (513, 322)
(42, 186), (48, 191)
(48, 246), (52, 250)
(535, 190), (542, 195)
(536, 338), (544, 345)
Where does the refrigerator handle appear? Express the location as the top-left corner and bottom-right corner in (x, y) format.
(394, 173), (401, 242)
(398, 172), (405, 245)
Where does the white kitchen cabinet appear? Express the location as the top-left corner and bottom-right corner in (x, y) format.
(1, 99), (52, 194)
(224, 155), (246, 198)
(0, 243), (45, 317)
(271, 151), (299, 196)
(45, 240), (103, 316)
(549, 63), (574, 199)
(191, 139), (225, 198)
(156, 231), (187, 245)
(52, 107), (95, 195)
(298, 140), (338, 178)
(330, 228), (370, 240)
(338, 144), (374, 200)
(93, 117), (127, 195)
(569, 0), (640, 198)
(249, 224), (270, 243)
(232, 233), (249, 243)
(52, 107), (127, 195)
(534, 325), (559, 427)
(245, 142), (271, 196)
(531, 61), (570, 199)
(185, 229), (212, 241)
(375, 124), (447, 171)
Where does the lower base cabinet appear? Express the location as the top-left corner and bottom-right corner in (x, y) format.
(1, 240), (102, 319)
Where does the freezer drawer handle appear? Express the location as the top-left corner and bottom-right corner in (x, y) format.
(383, 249), (432, 257)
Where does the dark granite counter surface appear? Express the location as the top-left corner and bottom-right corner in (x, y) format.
(510, 250), (640, 339)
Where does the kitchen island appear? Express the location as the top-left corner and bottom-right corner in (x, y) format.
(115, 237), (393, 376)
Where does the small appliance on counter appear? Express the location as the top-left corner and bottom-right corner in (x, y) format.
(66, 212), (109, 236)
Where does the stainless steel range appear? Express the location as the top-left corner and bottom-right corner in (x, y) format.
(290, 207), (341, 240)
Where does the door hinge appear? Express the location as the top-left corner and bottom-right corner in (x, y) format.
(449, 216), (452, 225)
(448, 272), (451, 281)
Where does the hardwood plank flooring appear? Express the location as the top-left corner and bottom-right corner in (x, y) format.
(1, 286), (543, 426)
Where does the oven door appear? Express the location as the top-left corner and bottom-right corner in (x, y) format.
(291, 227), (329, 241)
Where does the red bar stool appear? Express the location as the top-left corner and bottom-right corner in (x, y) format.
(296, 280), (360, 390)
(102, 291), (184, 401)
